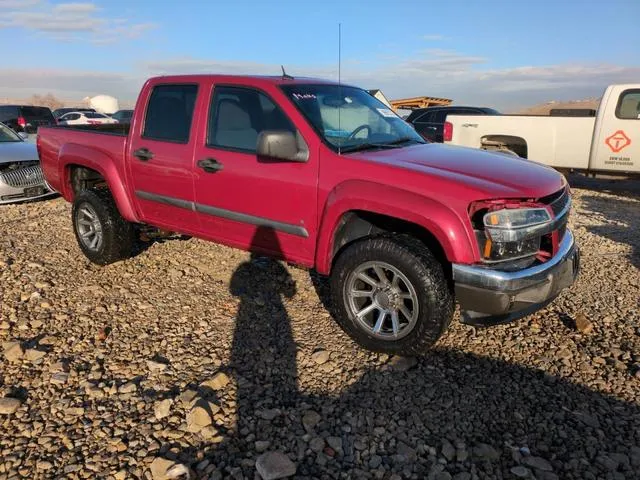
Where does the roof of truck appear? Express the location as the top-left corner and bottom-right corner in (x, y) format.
(146, 74), (347, 87)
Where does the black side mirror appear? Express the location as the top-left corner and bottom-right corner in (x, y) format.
(256, 130), (309, 163)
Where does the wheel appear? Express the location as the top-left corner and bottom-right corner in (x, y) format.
(330, 235), (454, 355)
(72, 189), (135, 265)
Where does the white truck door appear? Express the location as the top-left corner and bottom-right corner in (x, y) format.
(590, 84), (640, 173)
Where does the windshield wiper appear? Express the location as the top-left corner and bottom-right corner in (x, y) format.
(339, 137), (424, 154)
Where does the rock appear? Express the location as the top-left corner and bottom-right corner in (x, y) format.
(255, 440), (271, 453)
(199, 425), (220, 440)
(326, 436), (343, 455)
(255, 452), (296, 480)
(574, 312), (593, 333)
(186, 403), (212, 432)
(150, 457), (180, 480)
(434, 473), (452, 480)
(118, 382), (137, 394)
(147, 359), (168, 372)
(452, 474), (471, 480)
(510, 466), (532, 478)
(309, 437), (325, 453)
(442, 439), (456, 461)
(3, 341), (24, 362)
(166, 463), (190, 479)
(114, 471), (127, 480)
(388, 355), (418, 371)
(522, 456), (553, 472)
(25, 348), (47, 362)
(258, 408), (281, 421)
(51, 372), (69, 384)
(200, 372), (229, 391)
(302, 410), (321, 431)
(0, 397), (22, 414)
(369, 454), (382, 469)
(311, 350), (330, 365)
(397, 441), (417, 461)
(473, 443), (501, 461)
(154, 399), (173, 420)
(596, 455), (618, 471)
(36, 461), (53, 470)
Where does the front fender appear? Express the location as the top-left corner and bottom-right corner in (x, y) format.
(59, 143), (140, 222)
(315, 180), (478, 275)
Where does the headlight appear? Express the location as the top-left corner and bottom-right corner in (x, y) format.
(484, 207), (552, 243)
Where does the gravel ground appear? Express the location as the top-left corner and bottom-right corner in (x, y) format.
(1, 176), (639, 480)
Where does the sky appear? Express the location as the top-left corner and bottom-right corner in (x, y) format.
(1, 0), (639, 110)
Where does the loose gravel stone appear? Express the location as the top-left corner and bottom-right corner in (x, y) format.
(0, 397), (22, 414)
(255, 451), (296, 480)
(200, 372), (229, 391)
(3, 341), (23, 362)
(154, 399), (173, 420)
(311, 350), (330, 365)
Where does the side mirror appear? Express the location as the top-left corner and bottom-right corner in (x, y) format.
(17, 132), (29, 140)
(256, 130), (309, 163)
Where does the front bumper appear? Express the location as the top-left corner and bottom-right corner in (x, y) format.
(452, 230), (580, 326)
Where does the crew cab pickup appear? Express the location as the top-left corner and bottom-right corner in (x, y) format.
(444, 84), (640, 174)
(37, 75), (580, 355)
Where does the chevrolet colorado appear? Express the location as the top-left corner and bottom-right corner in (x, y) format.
(37, 74), (580, 354)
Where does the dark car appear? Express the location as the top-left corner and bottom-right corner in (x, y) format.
(0, 105), (56, 134)
(52, 107), (96, 119)
(407, 106), (500, 142)
(110, 109), (133, 123)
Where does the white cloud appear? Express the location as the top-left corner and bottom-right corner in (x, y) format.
(0, 49), (638, 111)
(422, 34), (445, 41)
(0, 1), (155, 43)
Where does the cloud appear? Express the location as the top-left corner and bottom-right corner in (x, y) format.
(0, 49), (638, 111)
(0, 1), (155, 43)
(422, 34), (445, 41)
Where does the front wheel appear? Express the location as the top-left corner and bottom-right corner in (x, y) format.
(330, 236), (454, 355)
(72, 189), (135, 265)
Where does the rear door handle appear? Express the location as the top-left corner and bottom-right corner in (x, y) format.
(197, 157), (223, 173)
(133, 148), (154, 161)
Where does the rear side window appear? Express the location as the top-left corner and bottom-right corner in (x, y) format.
(0, 106), (19, 122)
(85, 112), (106, 119)
(20, 107), (54, 121)
(63, 113), (81, 121)
(143, 84), (198, 143)
(616, 89), (640, 120)
(207, 86), (295, 152)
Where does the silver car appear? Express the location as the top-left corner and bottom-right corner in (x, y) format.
(0, 123), (54, 204)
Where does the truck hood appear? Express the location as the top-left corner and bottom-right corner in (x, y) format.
(351, 143), (565, 198)
(0, 141), (39, 164)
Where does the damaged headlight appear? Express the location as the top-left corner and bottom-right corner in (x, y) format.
(470, 205), (553, 265)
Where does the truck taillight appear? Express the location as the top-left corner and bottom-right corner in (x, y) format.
(17, 116), (26, 128)
(443, 121), (453, 142)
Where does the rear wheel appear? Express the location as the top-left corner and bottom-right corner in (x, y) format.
(330, 236), (454, 355)
(72, 189), (135, 265)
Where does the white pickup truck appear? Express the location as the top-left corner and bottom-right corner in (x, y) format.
(444, 84), (640, 174)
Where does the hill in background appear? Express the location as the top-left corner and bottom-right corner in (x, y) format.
(516, 98), (600, 115)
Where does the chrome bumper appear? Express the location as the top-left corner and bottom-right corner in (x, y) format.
(452, 230), (580, 326)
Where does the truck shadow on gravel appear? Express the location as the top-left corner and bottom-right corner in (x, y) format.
(167, 227), (640, 479)
(578, 193), (640, 271)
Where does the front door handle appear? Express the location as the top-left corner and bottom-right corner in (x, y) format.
(133, 148), (154, 161)
(197, 157), (223, 173)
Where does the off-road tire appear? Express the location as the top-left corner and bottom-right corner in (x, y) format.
(72, 189), (135, 265)
(330, 235), (454, 355)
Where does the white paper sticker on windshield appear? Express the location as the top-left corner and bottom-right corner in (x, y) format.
(377, 108), (396, 118)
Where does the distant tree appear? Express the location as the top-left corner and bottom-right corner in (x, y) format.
(26, 93), (65, 110)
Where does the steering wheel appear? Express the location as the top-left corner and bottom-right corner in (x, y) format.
(347, 124), (371, 140)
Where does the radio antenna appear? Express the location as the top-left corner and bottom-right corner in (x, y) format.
(281, 65), (293, 80)
(338, 22), (342, 155)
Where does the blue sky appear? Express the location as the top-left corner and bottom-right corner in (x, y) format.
(1, 0), (639, 110)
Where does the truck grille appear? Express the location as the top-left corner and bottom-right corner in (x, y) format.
(0, 164), (44, 188)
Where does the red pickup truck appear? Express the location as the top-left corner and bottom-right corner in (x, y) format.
(37, 74), (579, 355)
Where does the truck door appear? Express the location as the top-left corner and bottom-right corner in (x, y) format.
(192, 83), (319, 266)
(127, 83), (202, 233)
(590, 86), (640, 173)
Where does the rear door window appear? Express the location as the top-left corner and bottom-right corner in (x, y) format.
(616, 89), (640, 120)
(143, 84), (198, 143)
(0, 106), (18, 122)
(20, 107), (54, 122)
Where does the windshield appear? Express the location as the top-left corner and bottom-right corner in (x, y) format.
(281, 84), (425, 152)
(0, 123), (21, 142)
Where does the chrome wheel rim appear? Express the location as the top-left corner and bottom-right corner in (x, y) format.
(76, 202), (103, 252)
(345, 261), (419, 340)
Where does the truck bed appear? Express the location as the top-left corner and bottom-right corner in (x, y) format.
(37, 125), (129, 196)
